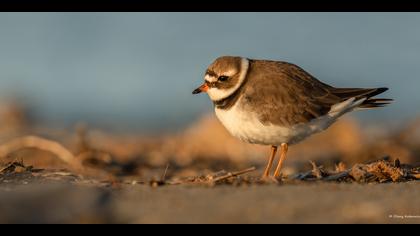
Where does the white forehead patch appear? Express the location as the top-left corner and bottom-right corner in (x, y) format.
(207, 57), (249, 101)
(204, 74), (218, 83)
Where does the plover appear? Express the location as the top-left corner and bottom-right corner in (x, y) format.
(192, 56), (391, 179)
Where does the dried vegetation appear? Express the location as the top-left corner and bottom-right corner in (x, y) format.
(0, 102), (419, 187)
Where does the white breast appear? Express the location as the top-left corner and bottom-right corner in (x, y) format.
(215, 99), (294, 145)
(215, 97), (365, 146)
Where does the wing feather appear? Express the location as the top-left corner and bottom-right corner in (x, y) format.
(241, 61), (341, 126)
(240, 60), (390, 126)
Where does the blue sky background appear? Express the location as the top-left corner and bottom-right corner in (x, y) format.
(0, 13), (418, 132)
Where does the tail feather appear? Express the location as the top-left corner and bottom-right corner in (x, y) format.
(332, 87), (392, 109)
(358, 98), (393, 109)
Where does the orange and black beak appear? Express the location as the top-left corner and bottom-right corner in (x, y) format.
(192, 83), (209, 94)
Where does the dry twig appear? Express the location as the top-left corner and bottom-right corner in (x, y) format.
(309, 161), (326, 179)
(0, 135), (82, 169)
(161, 163), (170, 182)
(211, 167), (256, 183)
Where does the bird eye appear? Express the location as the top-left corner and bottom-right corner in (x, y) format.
(218, 76), (229, 82)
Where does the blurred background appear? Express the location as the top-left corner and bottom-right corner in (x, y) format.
(0, 12), (419, 174)
(0, 13), (419, 131)
(1, 13), (419, 224)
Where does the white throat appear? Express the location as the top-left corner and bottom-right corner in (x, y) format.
(207, 58), (249, 101)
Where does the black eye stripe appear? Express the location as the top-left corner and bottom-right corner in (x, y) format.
(205, 81), (217, 87)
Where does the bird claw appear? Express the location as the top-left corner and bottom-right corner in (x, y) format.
(259, 175), (281, 184)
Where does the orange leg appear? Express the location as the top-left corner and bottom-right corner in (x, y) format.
(262, 146), (278, 178)
(273, 143), (289, 178)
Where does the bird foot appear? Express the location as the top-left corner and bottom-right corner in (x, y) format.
(259, 175), (280, 184)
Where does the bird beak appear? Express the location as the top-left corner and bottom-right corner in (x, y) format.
(192, 83), (209, 94)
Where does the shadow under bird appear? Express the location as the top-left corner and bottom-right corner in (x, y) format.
(193, 56), (392, 179)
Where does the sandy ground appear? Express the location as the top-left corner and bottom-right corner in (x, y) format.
(0, 181), (419, 224)
(0, 106), (419, 224)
